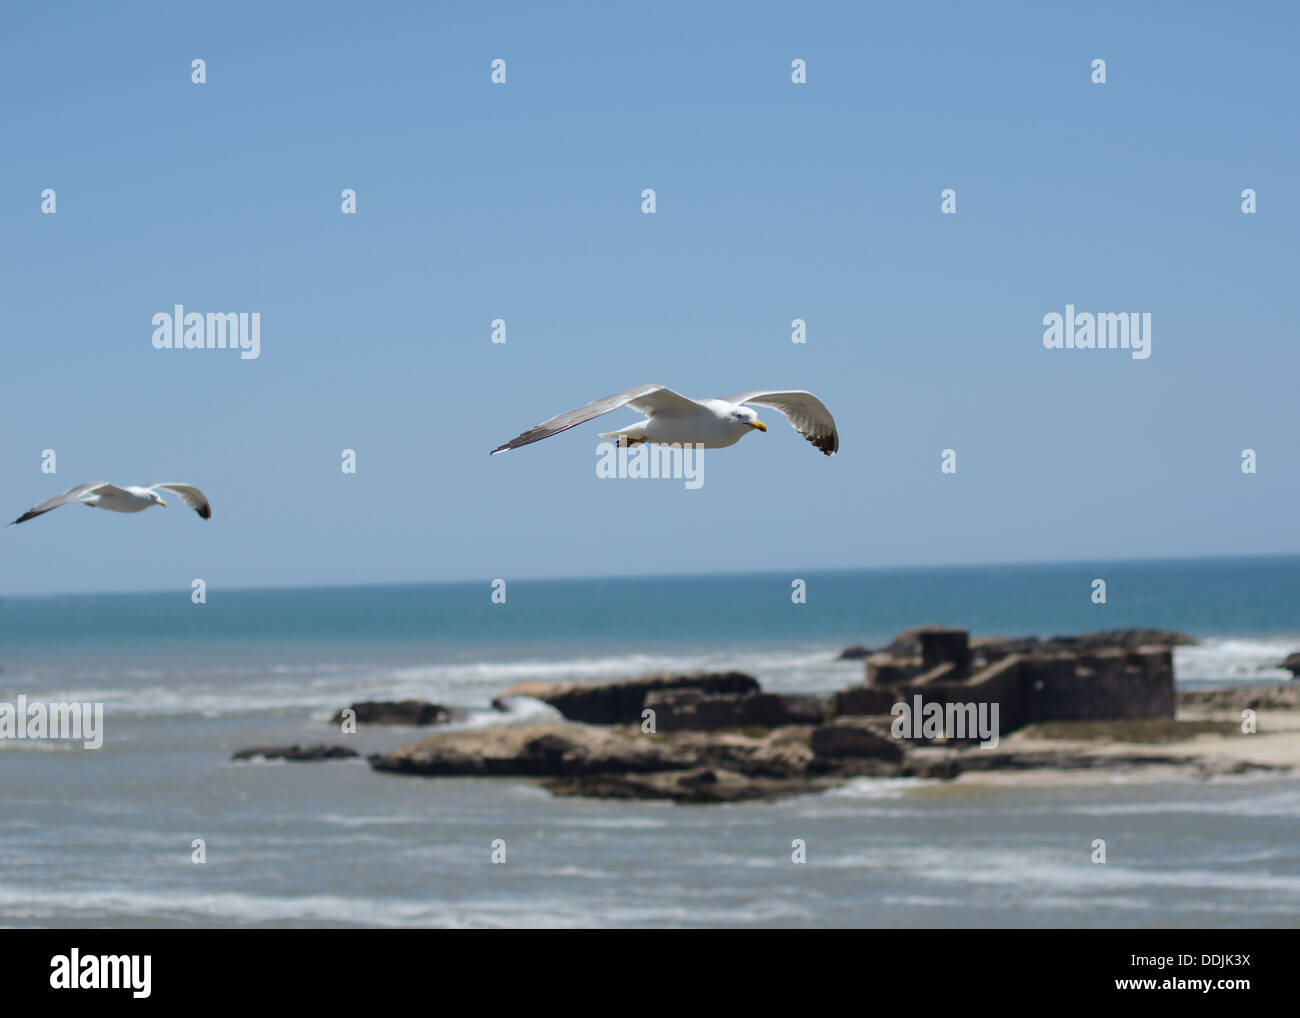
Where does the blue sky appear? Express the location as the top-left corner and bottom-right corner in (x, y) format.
(1, 0), (1297, 595)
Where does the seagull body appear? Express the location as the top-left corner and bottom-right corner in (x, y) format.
(9, 482), (212, 526)
(490, 384), (839, 456)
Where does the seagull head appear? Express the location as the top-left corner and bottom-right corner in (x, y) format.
(150, 491), (167, 507)
(726, 405), (767, 433)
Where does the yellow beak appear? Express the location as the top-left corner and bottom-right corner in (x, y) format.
(157, 498), (167, 506)
(750, 420), (767, 432)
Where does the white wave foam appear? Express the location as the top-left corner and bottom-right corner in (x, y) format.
(316, 813), (427, 827)
(1175, 637), (1300, 682)
(0, 883), (813, 928)
(822, 777), (940, 800)
(6, 646), (856, 718)
(11, 635), (1295, 719)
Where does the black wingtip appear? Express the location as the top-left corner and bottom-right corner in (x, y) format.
(197, 505), (212, 520)
(807, 431), (839, 456)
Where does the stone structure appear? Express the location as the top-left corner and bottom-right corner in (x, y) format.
(838, 626), (1176, 737)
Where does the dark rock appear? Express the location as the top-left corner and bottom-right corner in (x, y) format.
(1282, 652), (1300, 678)
(837, 644), (874, 660)
(232, 744), (360, 762)
(492, 671), (760, 724)
(1044, 629), (1196, 651)
(831, 686), (900, 716)
(645, 689), (827, 731)
(667, 725), (817, 778)
(810, 721), (904, 762)
(542, 768), (829, 804)
(333, 700), (466, 726)
(743, 693), (828, 726)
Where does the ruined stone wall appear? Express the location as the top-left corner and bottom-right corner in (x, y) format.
(1025, 648), (1174, 722)
(842, 629), (1177, 731)
(907, 655), (1032, 735)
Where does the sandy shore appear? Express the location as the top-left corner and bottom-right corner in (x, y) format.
(943, 687), (1300, 786)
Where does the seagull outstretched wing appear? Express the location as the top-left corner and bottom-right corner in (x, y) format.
(149, 483), (212, 520)
(9, 482), (122, 526)
(490, 384), (703, 454)
(726, 390), (839, 455)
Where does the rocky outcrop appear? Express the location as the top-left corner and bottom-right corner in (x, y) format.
(370, 724), (679, 777)
(1178, 685), (1300, 712)
(837, 644), (874, 660)
(232, 744), (360, 762)
(369, 707), (1274, 802)
(1044, 629), (1196, 651)
(810, 720), (904, 762)
(333, 700), (466, 726)
(346, 628), (1288, 804)
(832, 686), (901, 716)
(542, 768), (830, 804)
(364, 684), (1294, 803)
(646, 688), (828, 730)
(492, 671), (760, 724)
(370, 721), (823, 780)
(370, 712), (938, 802)
(1282, 652), (1300, 678)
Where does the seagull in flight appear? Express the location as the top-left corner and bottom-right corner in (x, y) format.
(490, 385), (839, 456)
(9, 482), (212, 526)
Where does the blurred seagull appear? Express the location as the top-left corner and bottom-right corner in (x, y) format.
(9, 482), (212, 526)
(490, 385), (839, 456)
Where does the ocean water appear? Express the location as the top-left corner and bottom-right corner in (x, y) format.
(1, 557), (1298, 928)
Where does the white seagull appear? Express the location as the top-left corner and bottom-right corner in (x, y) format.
(490, 384), (839, 456)
(9, 482), (212, 526)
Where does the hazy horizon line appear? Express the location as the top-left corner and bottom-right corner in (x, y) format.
(3, 550), (1298, 602)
